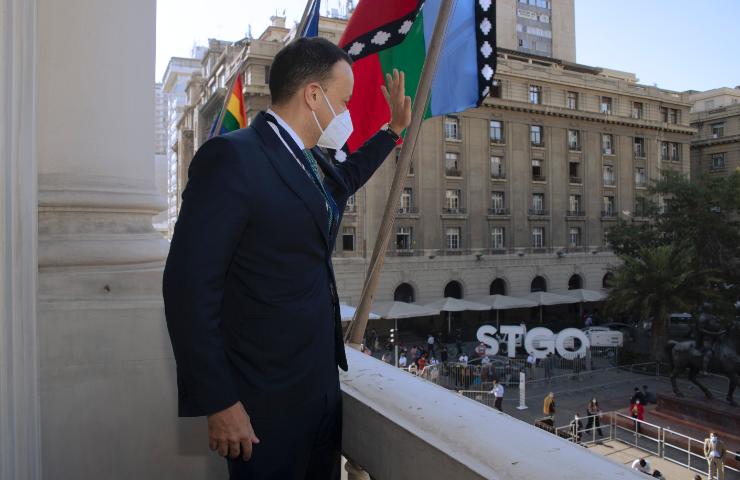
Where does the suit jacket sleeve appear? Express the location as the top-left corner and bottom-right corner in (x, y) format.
(334, 131), (397, 196)
(163, 136), (249, 417)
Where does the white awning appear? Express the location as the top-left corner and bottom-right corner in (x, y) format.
(339, 303), (380, 321)
(422, 297), (491, 312)
(556, 289), (608, 302)
(526, 291), (580, 306)
(468, 294), (538, 310)
(370, 301), (441, 319)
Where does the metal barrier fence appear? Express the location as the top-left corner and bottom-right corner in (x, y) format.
(414, 347), (622, 391)
(662, 428), (740, 478)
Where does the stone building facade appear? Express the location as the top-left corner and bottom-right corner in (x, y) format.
(689, 87), (740, 180)
(172, 8), (695, 308)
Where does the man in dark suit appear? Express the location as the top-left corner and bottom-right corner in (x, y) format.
(163, 37), (411, 479)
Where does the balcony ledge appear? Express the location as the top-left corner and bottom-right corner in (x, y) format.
(340, 347), (643, 480)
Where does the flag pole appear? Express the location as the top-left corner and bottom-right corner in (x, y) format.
(345, 0), (457, 348)
(212, 46), (247, 138)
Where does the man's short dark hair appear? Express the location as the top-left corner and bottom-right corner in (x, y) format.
(269, 37), (352, 105)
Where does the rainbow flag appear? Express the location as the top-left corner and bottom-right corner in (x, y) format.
(339, 0), (496, 152)
(209, 74), (247, 138)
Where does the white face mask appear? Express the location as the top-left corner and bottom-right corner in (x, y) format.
(711, 436), (717, 443)
(311, 86), (353, 150)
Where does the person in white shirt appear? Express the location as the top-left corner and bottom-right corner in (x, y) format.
(459, 353), (469, 363)
(491, 378), (504, 411)
(631, 458), (651, 474)
(704, 432), (727, 480)
(427, 334), (435, 357)
(398, 353), (407, 368)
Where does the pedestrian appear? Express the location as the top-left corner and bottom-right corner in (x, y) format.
(704, 432), (727, 480)
(527, 353), (537, 379)
(417, 353), (427, 372)
(409, 345), (418, 363)
(544, 351), (554, 381)
(630, 399), (644, 434)
(427, 333), (436, 358)
(631, 386), (646, 405)
(584, 314), (593, 327)
(570, 413), (583, 442)
(491, 378), (504, 412)
(459, 352), (469, 364)
(398, 352), (408, 368)
(440, 344), (449, 363)
(543, 392), (556, 422)
(642, 384), (656, 405)
(586, 397), (603, 437)
(630, 458), (651, 474)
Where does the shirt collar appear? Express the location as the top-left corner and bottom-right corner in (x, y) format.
(266, 108), (305, 151)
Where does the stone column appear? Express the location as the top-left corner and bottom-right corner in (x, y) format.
(1, 0), (42, 478)
(32, 0), (222, 478)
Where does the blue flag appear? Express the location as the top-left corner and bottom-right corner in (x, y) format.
(300, 0), (321, 38)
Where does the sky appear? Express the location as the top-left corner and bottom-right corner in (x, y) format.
(156, 0), (740, 92)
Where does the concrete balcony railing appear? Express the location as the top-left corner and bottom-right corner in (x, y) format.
(340, 347), (645, 480)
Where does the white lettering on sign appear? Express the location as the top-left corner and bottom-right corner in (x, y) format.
(476, 325), (590, 359)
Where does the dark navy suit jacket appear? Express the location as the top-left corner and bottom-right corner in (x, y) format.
(163, 112), (396, 418)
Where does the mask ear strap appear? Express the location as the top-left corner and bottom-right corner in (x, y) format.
(319, 85), (338, 117)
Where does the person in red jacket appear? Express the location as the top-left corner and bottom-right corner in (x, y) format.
(630, 399), (645, 434)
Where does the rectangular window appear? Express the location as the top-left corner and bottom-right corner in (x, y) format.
(342, 227), (355, 251)
(489, 120), (504, 143)
(446, 227), (461, 250)
(635, 197), (647, 217)
(711, 122), (725, 138)
(490, 156), (505, 179)
(444, 116), (460, 140)
(670, 142), (680, 162)
(602, 196), (615, 216)
(445, 189), (461, 212)
(264, 65), (271, 84)
(661, 141), (669, 161)
(400, 187), (413, 212)
(569, 162), (580, 183)
(532, 227), (544, 248)
(568, 227), (581, 247)
(445, 152), (461, 176)
(491, 79), (502, 98)
(491, 191), (505, 210)
(532, 193), (545, 212)
(669, 108), (678, 124)
(568, 194), (582, 214)
(529, 85), (542, 104)
(603, 164), (615, 186)
(566, 91), (578, 110)
(531, 159), (544, 181)
(631, 102), (643, 119)
(396, 226), (412, 250)
(711, 153), (725, 170)
(530, 125), (543, 146)
(635, 167), (646, 187)
(346, 194), (356, 212)
(568, 129), (580, 150)
(634, 137), (645, 157)
(602, 134), (613, 155)
(492, 227), (505, 249)
(600, 96), (612, 114)
(660, 107), (668, 123)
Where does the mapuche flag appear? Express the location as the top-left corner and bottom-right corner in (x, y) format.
(339, 0), (497, 152)
(208, 74), (247, 138)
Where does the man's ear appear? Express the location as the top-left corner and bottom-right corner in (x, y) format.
(304, 83), (321, 110)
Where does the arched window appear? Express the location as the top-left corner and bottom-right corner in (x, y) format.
(443, 281), (463, 299)
(568, 274), (583, 290)
(602, 272), (614, 289)
(530, 276), (547, 293)
(489, 278), (507, 295)
(394, 283), (415, 303)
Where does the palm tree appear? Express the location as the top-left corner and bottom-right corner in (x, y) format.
(605, 244), (715, 361)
